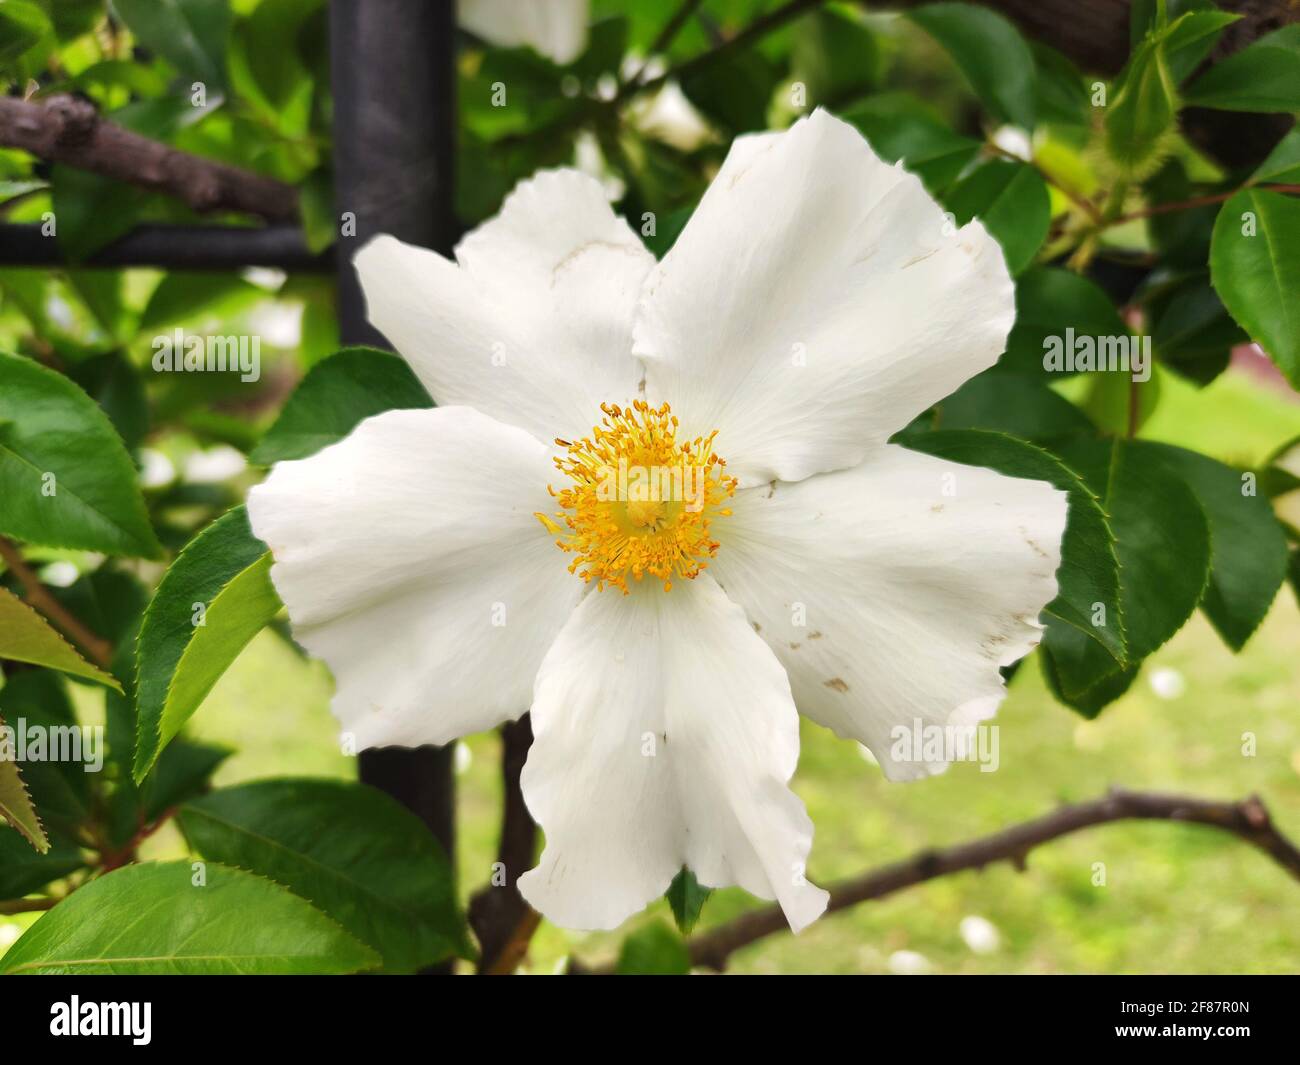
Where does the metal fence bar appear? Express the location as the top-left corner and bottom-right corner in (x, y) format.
(328, 0), (459, 877)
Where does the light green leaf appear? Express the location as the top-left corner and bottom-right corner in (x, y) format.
(133, 506), (279, 781)
(179, 778), (471, 972)
(0, 712), (48, 853)
(0, 351), (161, 558)
(0, 586), (120, 690)
(1104, 32), (1178, 175)
(250, 346), (433, 465)
(1184, 25), (1300, 112)
(1253, 127), (1300, 185)
(1210, 189), (1300, 389)
(616, 920), (691, 975)
(907, 3), (1037, 129)
(0, 860), (380, 974)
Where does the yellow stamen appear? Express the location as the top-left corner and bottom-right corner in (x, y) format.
(544, 400), (737, 594)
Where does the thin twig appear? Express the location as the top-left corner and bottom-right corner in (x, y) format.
(0, 896), (59, 915)
(624, 0), (706, 88)
(1110, 183), (1300, 226)
(576, 788), (1300, 973)
(0, 537), (113, 667)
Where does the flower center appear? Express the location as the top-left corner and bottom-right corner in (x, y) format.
(537, 400), (736, 593)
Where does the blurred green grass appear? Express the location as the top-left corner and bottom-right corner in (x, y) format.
(12, 365), (1297, 974)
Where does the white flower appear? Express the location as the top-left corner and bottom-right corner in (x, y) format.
(459, 0), (588, 65)
(627, 79), (717, 152)
(1148, 666), (1186, 700)
(248, 110), (1067, 934)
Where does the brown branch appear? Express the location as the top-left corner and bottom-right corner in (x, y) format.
(0, 94), (298, 223)
(468, 715), (540, 974)
(0, 537), (113, 668)
(0, 896), (59, 915)
(578, 788), (1300, 973)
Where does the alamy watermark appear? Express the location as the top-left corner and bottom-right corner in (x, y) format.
(0, 719), (104, 773)
(890, 717), (1000, 772)
(151, 329), (261, 383)
(1042, 329), (1151, 382)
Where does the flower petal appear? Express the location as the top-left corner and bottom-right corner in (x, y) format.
(247, 406), (581, 748)
(708, 444), (1067, 780)
(354, 170), (653, 447)
(518, 573), (828, 932)
(634, 109), (1014, 487)
(459, 0), (588, 65)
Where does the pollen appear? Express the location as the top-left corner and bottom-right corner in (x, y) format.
(537, 400), (737, 594)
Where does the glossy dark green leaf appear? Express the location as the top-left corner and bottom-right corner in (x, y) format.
(907, 3), (1037, 129)
(1253, 127), (1300, 185)
(0, 826), (83, 897)
(1042, 438), (1211, 715)
(0, 860), (380, 974)
(1147, 274), (1244, 386)
(0, 352), (161, 558)
(1210, 189), (1300, 389)
(1001, 267), (1131, 376)
(840, 94), (981, 194)
(939, 370), (1094, 442)
(905, 430), (1126, 665)
(1184, 25), (1300, 112)
(0, 712), (47, 853)
(251, 346), (433, 464)
(665, 868), (712, 936)
(1145, 444), (1288, 650)
(791, 7), (882, 109)
(133, 506), (278, 781)
(179, 779), (470, 971)
(944, 159), (1051, 276)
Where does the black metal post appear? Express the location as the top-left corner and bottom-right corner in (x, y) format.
(329, 1), (458, 868)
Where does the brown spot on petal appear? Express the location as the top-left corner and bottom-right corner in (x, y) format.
(824, 678), (849, 693)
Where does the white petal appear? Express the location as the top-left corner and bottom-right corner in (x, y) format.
(354, 169), (653, 447)
(634, 109), (1014, 487)
(518, 573), (828, 932)
(247, 406), (581, 748)
(708, 444), (1067, 780)
(459, 0), (588, 65)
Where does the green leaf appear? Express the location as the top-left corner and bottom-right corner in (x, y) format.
(0, 826), (83, 897)
(1144, 444), (1288, 650)
(133, 506), (279, 781)
(1146, 274), (1244, 386)
(1031, 42), (1089, 125)
(1184, 25), (1300, 112)
(904, 430), (1126, 666)
(1210, 189), (1300, 389)
(1001, 267), (1130, 376)
(0, 1), (51, 64)
(1253, 127), (1300, 185)
(0, 587), (120, 690)
(616, 920), (691, 975)
(0, 713), (48, 853)
(1104, 32), (1178, 176)
(840, 94), (981, 194)
(0, 860), (380, 974)
(944, 159), (1051, 276)
(179, 779), (470, 972)
(1162, 10), (1241, 83)
(0, 351), (161, 558)
(1042, 438), (1211, 715)
(50, 164), (145, 262)
(113, 0), (230, 95)
(679, 46), (778, 133)
(665, 868), (711, 936)
(939, 370), (1094, 442)
(791, 6), (882, 109)
(0, 671), (92, 831)
(251, 346), (433, 464)
(907, 3), (1037, 129)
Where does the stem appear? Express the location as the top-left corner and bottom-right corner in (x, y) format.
(575, 788), (1300, 973)
(0, 538), (113, 668)
(1110, 183), (1300, 226)
(625, 0), (706, 88)
(0, 896), (59, 915)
